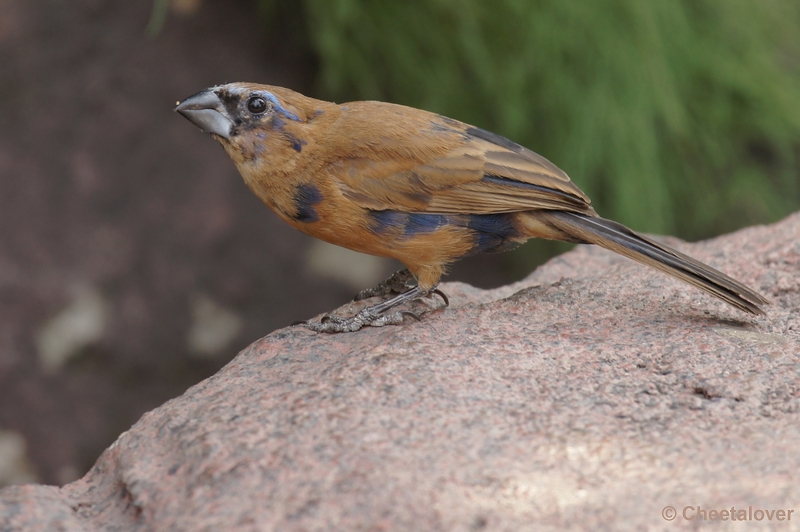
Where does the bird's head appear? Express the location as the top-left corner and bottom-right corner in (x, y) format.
(175, 83), (325, 168)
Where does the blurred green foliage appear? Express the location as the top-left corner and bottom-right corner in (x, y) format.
(257, 0), (800, 242)
(147, 0), (170, 37)
(250, 0), (800, 278)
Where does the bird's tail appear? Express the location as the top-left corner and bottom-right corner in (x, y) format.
(529, 210), (769, 315)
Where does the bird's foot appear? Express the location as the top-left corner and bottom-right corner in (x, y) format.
(354, 269), (415, 301)
(303, 308), (421, 333)
(302, 284), (446, 333)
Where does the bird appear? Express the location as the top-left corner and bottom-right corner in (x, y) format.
(175, 83), (768, 333)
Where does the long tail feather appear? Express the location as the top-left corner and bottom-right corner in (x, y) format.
(535, 211), (769, 315)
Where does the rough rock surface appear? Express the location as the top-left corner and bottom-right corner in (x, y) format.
(2, 213), (799, 531)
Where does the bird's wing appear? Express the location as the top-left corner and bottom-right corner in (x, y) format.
(327, 106), (593, 215)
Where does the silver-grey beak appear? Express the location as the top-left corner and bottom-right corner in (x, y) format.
(175, 89), (233, 139)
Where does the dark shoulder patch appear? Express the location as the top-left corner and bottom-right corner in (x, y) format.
(404, 213), (448, 236)
(293, 183), (323, 223)
(368, 210), (406, 234)
(368, 211), (449, 237)
(465, 126), (524, 153)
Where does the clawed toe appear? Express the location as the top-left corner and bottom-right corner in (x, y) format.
(400, 310), (422, 322)
(431, 289), (450, 307)
(303, 308), (418, 333)
(305, 282), (447, 333)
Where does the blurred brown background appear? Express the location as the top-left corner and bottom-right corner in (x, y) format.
(1, 0), (798, 486)
(0, 0), (509, 486)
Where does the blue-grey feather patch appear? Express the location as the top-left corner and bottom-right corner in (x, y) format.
(293, 183), (323, 222)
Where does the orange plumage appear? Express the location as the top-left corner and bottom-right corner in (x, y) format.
(176, 83), (768, 332)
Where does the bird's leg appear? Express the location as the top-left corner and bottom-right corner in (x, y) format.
(305, 285), (435, 333)
(354, 269), (415, 301)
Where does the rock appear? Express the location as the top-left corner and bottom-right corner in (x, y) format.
(2, 213), (799, 531)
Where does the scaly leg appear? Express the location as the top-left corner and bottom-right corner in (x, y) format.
(304, 285), (437, 333)
(354, 269), (415, 301)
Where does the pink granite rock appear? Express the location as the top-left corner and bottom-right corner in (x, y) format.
(2, 213), (799, 531)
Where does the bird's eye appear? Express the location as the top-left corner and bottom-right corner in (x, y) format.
(247, 96), (268, 115)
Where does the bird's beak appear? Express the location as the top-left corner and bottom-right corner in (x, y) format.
(175, 89), (233, 139)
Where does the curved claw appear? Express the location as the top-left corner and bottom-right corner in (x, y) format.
(431, 289), (450, 307)
(291, 319), (308, 326)
(400, 310), (422, 322)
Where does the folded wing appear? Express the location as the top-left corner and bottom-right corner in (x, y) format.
(327, 103), (594, 216)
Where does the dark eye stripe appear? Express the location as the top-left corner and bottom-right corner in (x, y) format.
(261, 92), (301, 122)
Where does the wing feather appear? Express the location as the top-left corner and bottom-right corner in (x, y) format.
(326, 103), (593, 215)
